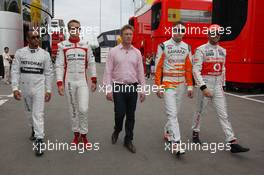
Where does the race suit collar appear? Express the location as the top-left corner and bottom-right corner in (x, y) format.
(27, 46), (40, 53)
(69, 37), (80, 43)
(207, 41), (218, 48)
(171, 38), (182, 45)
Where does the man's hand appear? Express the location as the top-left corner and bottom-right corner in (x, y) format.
(13, 90), (21, 101)
(45, 92), (52, 102)
(106, 92), (113, 102)
(91, 83), (97, 92)
(203, 88), (213, 98)
(187, 90), (194, 98)
(156, 90), (164, 99)
(139, 93), (146, 103)
(58, 86), (64, 96)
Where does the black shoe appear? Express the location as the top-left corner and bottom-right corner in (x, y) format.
(124, 142), (136, 153)
(34, 139), (45, 156)
(111, 131), (119, 144)
(29, 127), (36, 141)
(230, 144), (250, 153)
(192, 131), (201, 144)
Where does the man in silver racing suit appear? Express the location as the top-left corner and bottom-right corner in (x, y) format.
(192, 24), (250, 153)
(12, 29), (53, 156)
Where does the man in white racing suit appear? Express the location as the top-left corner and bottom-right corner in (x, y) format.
(155, 21), (193, 155)
(12, 29), (53, 156)
(56, 19), (97, 148)
(192, 24), (249, 153)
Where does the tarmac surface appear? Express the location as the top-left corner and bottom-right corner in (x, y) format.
(0, 63), (263, 175)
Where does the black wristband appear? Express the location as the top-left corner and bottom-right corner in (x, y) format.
(200, 85), (207, 91)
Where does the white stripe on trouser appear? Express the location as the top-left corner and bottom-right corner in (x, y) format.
(23, 86), (45, 139)
(65, 81), (89, 134)
(164, 84), (186, 142)
(192, 83), (236, 142)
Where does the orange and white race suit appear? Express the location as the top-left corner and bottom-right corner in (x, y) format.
(154, 38), (193, 142)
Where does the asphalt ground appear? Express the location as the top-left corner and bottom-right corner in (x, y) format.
(0, 63), (263, 175)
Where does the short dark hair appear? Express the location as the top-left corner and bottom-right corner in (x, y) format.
(121, 24), (134, 35)
(173, 21), (186, 27)
(4, 47), (9, 50)
(68, 19), (80, 29)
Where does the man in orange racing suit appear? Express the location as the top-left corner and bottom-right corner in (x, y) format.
(155, 21), (193, 155)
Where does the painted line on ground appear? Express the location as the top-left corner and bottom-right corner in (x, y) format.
(225, 92), (264, 104)
(0, 99), (8, 106)
(0, 94), (13, 97)
(242, 94), (264, 98)
(0, 94), (13, 106)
